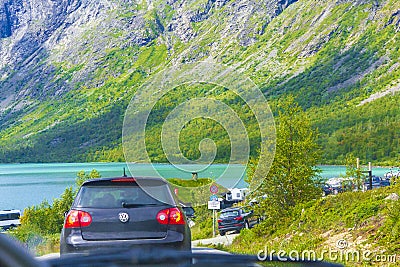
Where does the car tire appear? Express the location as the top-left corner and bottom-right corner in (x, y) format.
(220, 231), (226, 236)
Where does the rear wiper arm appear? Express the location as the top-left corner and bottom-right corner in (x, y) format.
(121, 202), (161, 208)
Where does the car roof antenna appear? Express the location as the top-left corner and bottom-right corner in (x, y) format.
(123, 167), (127, 177)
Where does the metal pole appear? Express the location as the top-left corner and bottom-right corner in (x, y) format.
(212, 210), (215, 237)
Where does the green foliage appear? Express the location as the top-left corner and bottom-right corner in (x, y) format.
(341, 154), (365, 191)
(75, 169), (102, 187)
(9, 170), (101, 254)
(10, 187), (74, 255)
(190, 204), (214, 240)
(230, 185), (400, 265)
(376, 185), (400, 253)
(168, 178), (212, 187)
(17, 187), (75, 236)
(254, 95), (322, 220)
(314, 93), (400, 165)
(143, 82), (261, 163)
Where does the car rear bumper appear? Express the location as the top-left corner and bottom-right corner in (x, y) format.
(218, 222), (245, 232)
(60, 229), (190, 254)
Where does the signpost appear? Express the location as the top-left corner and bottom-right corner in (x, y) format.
(357, 158), (373, 190)
(210, 184), (218, 194)
(209, 194), (218, 201)
(209, 184), (219, 237)
(208, 200), (220, 210)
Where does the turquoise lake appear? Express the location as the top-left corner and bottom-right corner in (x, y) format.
(0, 163), (395, 211)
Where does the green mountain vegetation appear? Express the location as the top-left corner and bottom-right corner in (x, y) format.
(228, 185), (400, 266)
(0, 0), (399, 165)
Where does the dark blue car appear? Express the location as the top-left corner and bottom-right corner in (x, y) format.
(60, 177), (191, 254)
(363, 176), (390, 190)
(217, 207), (260, 236)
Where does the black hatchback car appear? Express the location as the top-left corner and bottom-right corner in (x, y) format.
(60, 176), (191, 254)
(217, 207), (259, 236)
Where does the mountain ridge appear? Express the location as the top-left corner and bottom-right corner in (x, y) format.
(0, 0), (399, 164)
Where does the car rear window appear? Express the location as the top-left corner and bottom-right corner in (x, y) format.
(220, 210), (239, 217)
(74, 184), (172, 208)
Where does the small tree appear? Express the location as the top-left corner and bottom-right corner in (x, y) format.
(253, 95), (321, 219)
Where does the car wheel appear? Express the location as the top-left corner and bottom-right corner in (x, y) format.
(219, 231), (225, 236)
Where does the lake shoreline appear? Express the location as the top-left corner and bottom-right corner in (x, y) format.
(0, 163), (396, 211)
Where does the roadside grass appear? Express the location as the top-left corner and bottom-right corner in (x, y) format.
(7, 227), (60, 256)
(227, 185), (400, 266)
(190, 204), (214, 240)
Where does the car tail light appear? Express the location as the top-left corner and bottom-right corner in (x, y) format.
(64, 210), (92, 228)
(234, 216), (243, 221)
(156, 208), (185, 225)
(217, 219), (222, 223)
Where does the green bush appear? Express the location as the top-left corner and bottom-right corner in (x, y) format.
(190, 204), (214, 240)
(20, 187), (74, 236)
(8, 170), (101, 255)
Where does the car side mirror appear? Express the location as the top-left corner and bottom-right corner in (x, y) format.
(182, 207), (195, 218)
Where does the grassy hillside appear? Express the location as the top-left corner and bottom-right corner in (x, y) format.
(0, 0), (399, 164)
(228, 185), (400, 266)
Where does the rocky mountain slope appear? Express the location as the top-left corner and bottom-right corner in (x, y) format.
(0, 0), (399, 163)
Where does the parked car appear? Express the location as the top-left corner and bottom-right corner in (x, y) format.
(325, 177), (357, 194)
(320, 183), (334, 196)
(217, 207), (260, 236)
(60, 176), (191, 254)
(363, 176), (390, 190)
(325, 178), (345, 195)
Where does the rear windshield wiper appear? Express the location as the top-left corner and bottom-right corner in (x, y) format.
(121, 202), (162, 208)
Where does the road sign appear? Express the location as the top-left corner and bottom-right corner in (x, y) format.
(208, 200), (220, 210)
(209, 194), (218, 201)
(210, 184), (218, 194)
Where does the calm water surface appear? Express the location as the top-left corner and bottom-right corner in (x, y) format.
(0, 163), (395, 211)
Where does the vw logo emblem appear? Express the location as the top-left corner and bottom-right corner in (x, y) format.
(118, 212), (129, 223)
